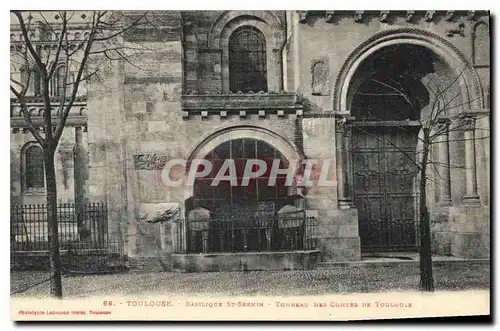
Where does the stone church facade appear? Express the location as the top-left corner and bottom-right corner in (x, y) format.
(10, 10), (490, 271)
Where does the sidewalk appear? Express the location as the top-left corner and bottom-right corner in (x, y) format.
(318, 253), (489, 268)
(11, 260), (489, 299)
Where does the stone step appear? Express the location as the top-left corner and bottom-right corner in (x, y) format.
(317, 257), (489, 269)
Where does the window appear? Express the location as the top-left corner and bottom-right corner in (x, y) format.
(18, 65), (41, 96)
(229, 26), (267, 92)
(52, 65), (71, 97)
(25, 145), (45, 190)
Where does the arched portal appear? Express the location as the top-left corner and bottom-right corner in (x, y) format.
(193, 138), (289, 216)
(347, 43), (457, 253)
(184, 126), (305, 253)
(333, 28), (483, 112)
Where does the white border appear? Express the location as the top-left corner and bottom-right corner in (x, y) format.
(2, 2), (496, 330)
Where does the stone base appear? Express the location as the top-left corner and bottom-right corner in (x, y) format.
(128, 256), (172, 272)
(318, 237), (361, 262)
(171, 250), (320, 272)
(315, 207), (361, 262)
(451, 233), (490, 259)
(431, 231), (452, 256)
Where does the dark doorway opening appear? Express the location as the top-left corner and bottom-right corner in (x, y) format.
(349, 44), (435, 253)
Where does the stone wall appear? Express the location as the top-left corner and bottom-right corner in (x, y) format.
(10, 11), (490, 269)
(10, 127), (82, 205)
(294, 10), (490, 259)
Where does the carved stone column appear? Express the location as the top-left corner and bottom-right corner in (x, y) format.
(344, 121), (354, 207)
(462, 117), (481, 203)
(436, 120), (452, 206)
(74, 126), (85, 230)
(201, 230), (209, 253)
(335, 115), (351, 209)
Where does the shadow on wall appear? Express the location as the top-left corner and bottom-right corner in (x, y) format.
(11, 149), (21, 204)
(300, 95), (323, 113)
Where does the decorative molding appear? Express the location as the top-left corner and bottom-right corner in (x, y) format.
(462, 108), (490, 116)
(10, 103), (87, 118)
(11, 116), (88, 129)
(459, 116), (475, 131)
(325, 11), (335, 23)
(124, 74), (181, 85)
(302, 112), (335, 118)
(424, 11), (435, 22)
(354, 11), (364, 23)
(436, 118), (451, 134)
(297, 11), (308, 24)
(467, 11), (476, 21)
(405, 11), (415, 23)
(445, 22), (465, 37)
(379, 11), (390, 23)
(181, 92), (303, 111)
(133, 154), (168, 170)
(207, 10), (284, 49)
(444, 11), (455, 22)
(181, 92), (303, 119)
(272, 10), (489, 24)
(335, 117), (347, 133)
(10, 96), (87, 104)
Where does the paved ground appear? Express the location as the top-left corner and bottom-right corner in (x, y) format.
(11, 261), (490, 298)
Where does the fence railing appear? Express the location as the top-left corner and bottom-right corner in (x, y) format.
(10, 203), (109, 252)
(174, 214), (318, 254)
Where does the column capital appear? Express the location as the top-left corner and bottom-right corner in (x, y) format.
(334, 112), (355, 122)
(459, 115), (476, 131)
(333, 110), (351, 117)
(335, 119), (345, 133)
(335, 117), (355, 131)
(436, 118), (451, 133)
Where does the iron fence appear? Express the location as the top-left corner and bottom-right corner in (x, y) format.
(175, 214), (318, 254)
(10, 203), (127, 273)
(10, 203), (108, 251)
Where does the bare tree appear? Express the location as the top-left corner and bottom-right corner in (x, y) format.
(354, 64), (488, 292)
(10, 10), (152, 298)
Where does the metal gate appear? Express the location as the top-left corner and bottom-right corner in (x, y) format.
(352, 125), (419, 253)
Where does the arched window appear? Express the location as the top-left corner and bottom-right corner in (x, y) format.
(24, 145), (45, 190)
(229, 26), (267, 93)
(18, 65), (41, 96)
(52, 65), (71, 97)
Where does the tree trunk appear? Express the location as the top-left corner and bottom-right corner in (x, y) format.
(45, 147), (63, 298)
(418, 134), (435, 292)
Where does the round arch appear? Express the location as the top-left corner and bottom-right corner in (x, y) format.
(187, 125), (303, 165)
(184, 125), (303, 204)
(207, 11), (285, 93)
(208, 10), (283, 49)
(332, 28), (484, 112)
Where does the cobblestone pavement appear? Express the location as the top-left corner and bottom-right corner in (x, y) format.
(11, 262), (489, 298)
